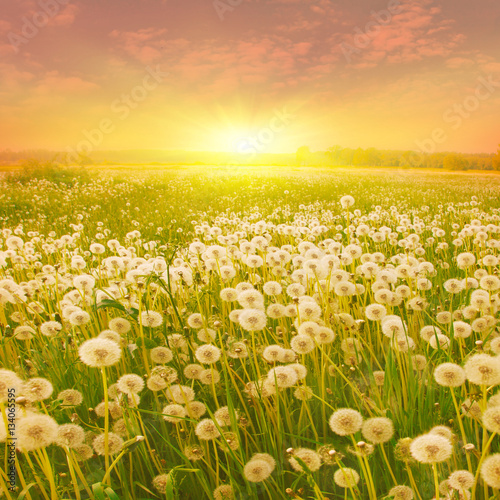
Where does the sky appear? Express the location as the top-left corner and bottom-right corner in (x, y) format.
(1, 0), (500, 155)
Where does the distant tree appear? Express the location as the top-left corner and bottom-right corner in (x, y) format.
(352, 148), (366, 166)
(381, 150), (400, 166)
(296, 146), (311, 166)
(400, 151), (418, 167)
(365, 147), (381, 166)
(494, 144), (500, 171)
(428, 153), (443, 169)
(443, 154), (466, 170)
(340, 148), (354, 166)
(326, 145), (343, 165)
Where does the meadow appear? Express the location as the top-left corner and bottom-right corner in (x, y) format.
(1, 166), (500, 500)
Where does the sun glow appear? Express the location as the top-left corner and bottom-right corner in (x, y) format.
(210, 125), (300, 156)
(209, 127), (255, 154)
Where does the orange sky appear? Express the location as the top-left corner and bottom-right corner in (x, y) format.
(1, 0), (499, 155)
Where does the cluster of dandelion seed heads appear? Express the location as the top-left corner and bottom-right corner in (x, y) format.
(2, 183), (500, 499)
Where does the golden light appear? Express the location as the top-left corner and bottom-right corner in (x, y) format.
(209, 127), (255, 154)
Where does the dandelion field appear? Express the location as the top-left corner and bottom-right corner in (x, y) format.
(2, 167), (500, 500)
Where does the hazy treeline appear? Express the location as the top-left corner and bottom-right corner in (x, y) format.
(297, 145), (500, 170)
(0, 145), (499, 170)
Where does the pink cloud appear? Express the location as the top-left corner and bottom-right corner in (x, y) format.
(72, 0), (475, 101)
(338, 0), (466, 67)
(48, 4), (79, 27)
(292, 42), (312, 55)
(275, 19), (322, 33)
(109, 28), (167, 64)
(0, 63), (34, 88)
(0, 20), (11, 33)
(34, 71), (99, 94)
(310, 6), (325, 14)
(109, 31), (312, 95)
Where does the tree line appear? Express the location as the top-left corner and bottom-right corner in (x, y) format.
(296, 145), (500, 170)
(0, 146), (499, 170)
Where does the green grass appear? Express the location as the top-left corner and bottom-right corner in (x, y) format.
(0, 167), (500, 499)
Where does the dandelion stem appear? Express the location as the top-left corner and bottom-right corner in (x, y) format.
(101, 366), (110, 484)
(379, 444), (397, 485)
(102, 448), (127, 485)
(471, 431), (497, 499)
(450, 388), (473, 472)
(25, 450), (50, 500)
(432, 463), (440, 500)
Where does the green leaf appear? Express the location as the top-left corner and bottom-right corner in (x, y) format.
(104, 487), (121, 500)
(96, 299), (128, 313)
(122, 436), (146, 454)
(135, 337), (158, 348)
(133, 481), (159, 497)
(92, 483), (106, 500)
(164, 469), (175, 500)
(86, 469), (106, 484)
(18, 482), (38, 499)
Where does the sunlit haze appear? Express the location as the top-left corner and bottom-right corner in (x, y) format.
(1, 0), (500, 155)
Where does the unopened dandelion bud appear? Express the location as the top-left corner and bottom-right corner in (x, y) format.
(395, 438), (413, 461)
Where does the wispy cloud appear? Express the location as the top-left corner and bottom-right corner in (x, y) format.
(0, 0), (498, 153)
